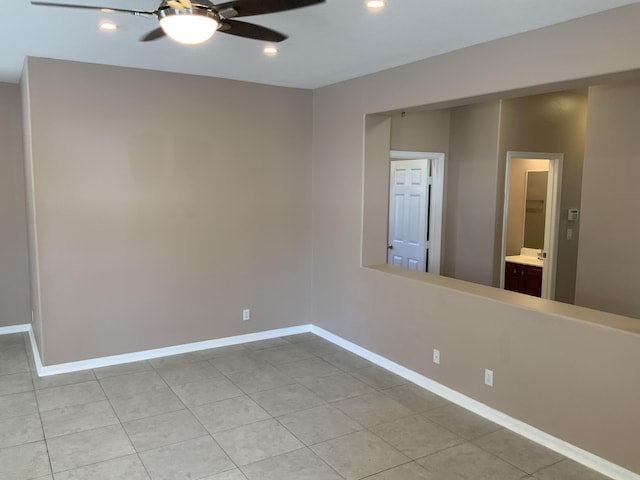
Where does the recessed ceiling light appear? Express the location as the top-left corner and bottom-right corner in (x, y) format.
(366, 0), (385, 10)
(100, 21), (118, 31)
(263, 46), (278, 56)
(100, 8), (114, 13)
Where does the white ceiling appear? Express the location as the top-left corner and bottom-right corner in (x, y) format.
(3, 0), (639, 88)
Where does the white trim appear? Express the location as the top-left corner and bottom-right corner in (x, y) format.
(501, 152), (563, 300)
(429, 153), (445, 275)
(310, 325), (640, 480)
(390, 150), (434, 160)
(0, 324), (45, 376)
(7, 321), (637, 479)
(545, 156), (563, 300)
(0, 324), (31, 335)
(33, 325), (312, 377)
(389, 150), (445, 275)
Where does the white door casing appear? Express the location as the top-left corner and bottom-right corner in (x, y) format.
(501, 151), (563, 299)
(387, 152), (444, 274)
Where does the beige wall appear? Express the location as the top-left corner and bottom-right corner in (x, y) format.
(362, 115), (391, 267)
(390, 110), (451, 152)
(498, 92), (588, 302)
(363, 110), (452, 269)
(6, 3), (640, 475)
(443, 101), (501, 285)
(21, 63), (44, 353)
(366, 90), (592, 303)
(311, 4), (640, 474)
(0, 83), (30, 328)
(575, 82), (640, 318)
(23, 58), (313, 365)
(366, 103), (502, 286)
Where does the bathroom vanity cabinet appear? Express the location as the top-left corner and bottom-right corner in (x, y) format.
(504, 261), (542, 297)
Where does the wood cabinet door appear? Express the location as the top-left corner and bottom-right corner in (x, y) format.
(504, 262), (520, 292)
(522, 265), (542, 297)
(504, 262), (542, 297)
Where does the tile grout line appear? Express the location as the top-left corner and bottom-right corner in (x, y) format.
(29, 338), (55, 480)
(10, 340), (462, 480)
(113, 359), (246, 478)
(2, 332), (620, 480)
(92, 367), (152, 479)
(468, 429), (563, 477)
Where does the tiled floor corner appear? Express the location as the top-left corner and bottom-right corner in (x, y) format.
(0, 331), (616, 479)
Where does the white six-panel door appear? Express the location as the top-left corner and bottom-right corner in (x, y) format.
(388, 159), (429, 271)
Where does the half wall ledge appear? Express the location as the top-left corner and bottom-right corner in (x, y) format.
(367, 264), (640, 336)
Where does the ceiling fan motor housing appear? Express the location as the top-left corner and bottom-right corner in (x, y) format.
(158, 5), (221, 23)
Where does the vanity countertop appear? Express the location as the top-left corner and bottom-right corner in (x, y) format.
(505, 255), (543, 268)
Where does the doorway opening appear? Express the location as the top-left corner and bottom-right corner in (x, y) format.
(500, 152), (563, 299)
(387, 151), (444, 274)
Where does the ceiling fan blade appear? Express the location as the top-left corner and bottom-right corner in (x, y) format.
(219, 19), (287, 42)
(30, 1), (154, 15)
(167, 1), (186, 9)
(215, 0), (324, 18)
(140, 27), (166, 42)
(177, 0), (193, 8)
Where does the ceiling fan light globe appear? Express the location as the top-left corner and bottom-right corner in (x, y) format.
(159, 11), (219, 45)
(366, 0), (385, 10)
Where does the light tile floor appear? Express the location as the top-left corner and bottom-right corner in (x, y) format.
(0, 331), (613, 480)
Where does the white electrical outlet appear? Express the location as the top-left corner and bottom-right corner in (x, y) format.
(242, 309), (250, 321)
(433, 349), (440, 365)
(484, 369), (494, 387)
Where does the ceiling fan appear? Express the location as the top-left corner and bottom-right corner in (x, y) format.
(31, 0), (325, 45)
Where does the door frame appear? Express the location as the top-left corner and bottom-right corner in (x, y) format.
(389, 150), (445, 274)
(500, 151), (563, 299)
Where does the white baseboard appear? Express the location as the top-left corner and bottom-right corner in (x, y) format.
(3, 322), (636, 479)
(34, 324), (312, 377)
(311, 325), (639, 480)
(0, 324), (45, 377)
(0, 324), (31, 335)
